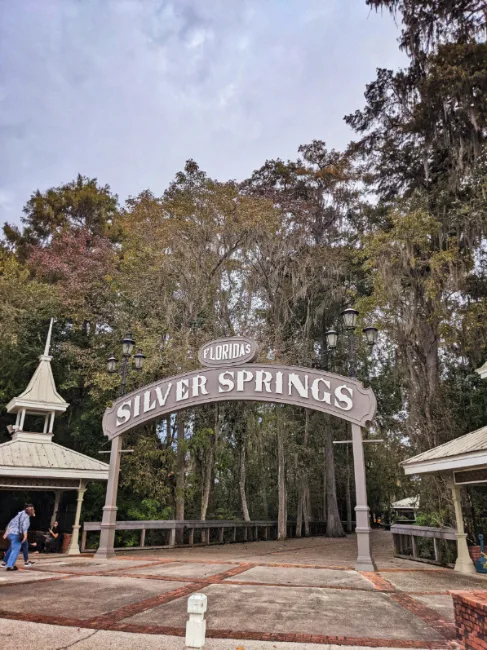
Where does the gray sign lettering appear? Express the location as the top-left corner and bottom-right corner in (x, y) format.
(198, 336), (258, 367)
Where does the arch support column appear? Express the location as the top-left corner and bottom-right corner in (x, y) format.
(351, 424), (376, 572)
(95, 435), (122, 559)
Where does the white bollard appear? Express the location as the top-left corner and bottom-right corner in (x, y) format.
(185, 593), (207, 649)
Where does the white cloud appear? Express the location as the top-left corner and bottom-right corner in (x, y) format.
(0, 189), (14, 211)
(0, 0), (406, 225)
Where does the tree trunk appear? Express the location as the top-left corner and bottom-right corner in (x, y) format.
(239, 443), (251, 522)
(165, 415), (174, 448)
(325, 425), (345, 537)
(200, 405), (219, 521)
(303, 483), (311, 537)
(296, 489), (303, 537)
(175, 412), (185, 543)
(277, 422), (287, 540)
(297, 411), (311, 537)
(302, 411), (310, 536)
(261, 478), (268, 519)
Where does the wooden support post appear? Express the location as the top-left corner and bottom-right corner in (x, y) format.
(254, 525), (258, 541)
(411, 534), (417, 559)
(219, 527), (224, 544)
(189, 529), (194, 546)
(169, 527), (176, 547)
(206, 528), (211, 545)
(81, 528), (87, 553)
(392, 533), (398, 556)
(433, 537), (439, 562)
(140, 529), (146, 548)
(232, 527), (236, 542)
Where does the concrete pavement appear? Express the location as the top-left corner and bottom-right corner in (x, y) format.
(0, 531), (485, 649)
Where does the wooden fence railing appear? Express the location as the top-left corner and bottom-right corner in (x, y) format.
(81, 519), (327, 552)
(391, 523), (457, 565)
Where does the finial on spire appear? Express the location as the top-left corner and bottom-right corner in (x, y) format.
(44, 318), (54, 356)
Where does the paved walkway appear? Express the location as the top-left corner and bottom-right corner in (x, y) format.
(0, 531), (486, 649)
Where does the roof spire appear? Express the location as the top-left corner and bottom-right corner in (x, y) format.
(6, 318), (69, 417)
(44, 318), (54, 357)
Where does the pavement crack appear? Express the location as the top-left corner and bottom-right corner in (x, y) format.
(59, 629), (99, 649)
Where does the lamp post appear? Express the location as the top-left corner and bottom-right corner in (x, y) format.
(325, 308), (379, 571)
(107, 334), (145, 397)
(95, 334), (145, 560)
(325, 309), (378, 378)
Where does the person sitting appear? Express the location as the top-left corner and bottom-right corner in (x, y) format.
(33, 522), (61, 553)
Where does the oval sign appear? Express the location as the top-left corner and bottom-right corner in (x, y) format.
(198, 336), (258, 368)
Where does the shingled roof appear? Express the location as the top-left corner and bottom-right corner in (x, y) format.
(402, 424), (487, 474)
(0, 431), (109, 480)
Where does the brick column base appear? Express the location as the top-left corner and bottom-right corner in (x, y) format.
(452, 590), (487, 650)
(61, 534), (72, 554)
(469, 546), (482, 564)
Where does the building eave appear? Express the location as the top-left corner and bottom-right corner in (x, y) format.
(0, 466), (108, 481)
(403, 450), (487, 475)
(6, 397), (68, 414)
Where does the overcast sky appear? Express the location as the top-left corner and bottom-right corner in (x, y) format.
(0, 0), (405, 226)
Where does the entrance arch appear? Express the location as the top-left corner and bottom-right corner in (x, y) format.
(96, 337), (378, 571)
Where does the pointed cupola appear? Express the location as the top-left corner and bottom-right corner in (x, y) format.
(6, 319), (68, 438)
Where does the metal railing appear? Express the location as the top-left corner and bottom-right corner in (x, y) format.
(81, 519), (327, 552)
(391, 523), (457, 566)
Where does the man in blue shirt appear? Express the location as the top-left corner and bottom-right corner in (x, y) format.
(2, 504), (35, 571)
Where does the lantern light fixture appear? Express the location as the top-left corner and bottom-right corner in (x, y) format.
(107, 355), (117, 374)
(341, 308), (359, 331)
(363, 326), (379, 347)
(133, 349), (146, 371)
(325, 328), (338, 350)
(121, 333), (135, 357)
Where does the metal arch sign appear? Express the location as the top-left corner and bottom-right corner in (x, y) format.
(102, 338), (376, 440)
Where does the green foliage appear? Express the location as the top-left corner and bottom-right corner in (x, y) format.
(415, 511), (449, 527)
(126, 499), (172, 521)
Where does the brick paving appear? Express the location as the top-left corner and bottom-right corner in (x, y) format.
(0, 531), (485, 647)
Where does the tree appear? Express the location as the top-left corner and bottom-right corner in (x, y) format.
(4, 174), (120, 260)
(244, 142), (363, 538)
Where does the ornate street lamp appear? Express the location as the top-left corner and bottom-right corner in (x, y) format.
(107, 334), (145, 396)
(97, 335), (144, 560)
(326, 309), (378, 379)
